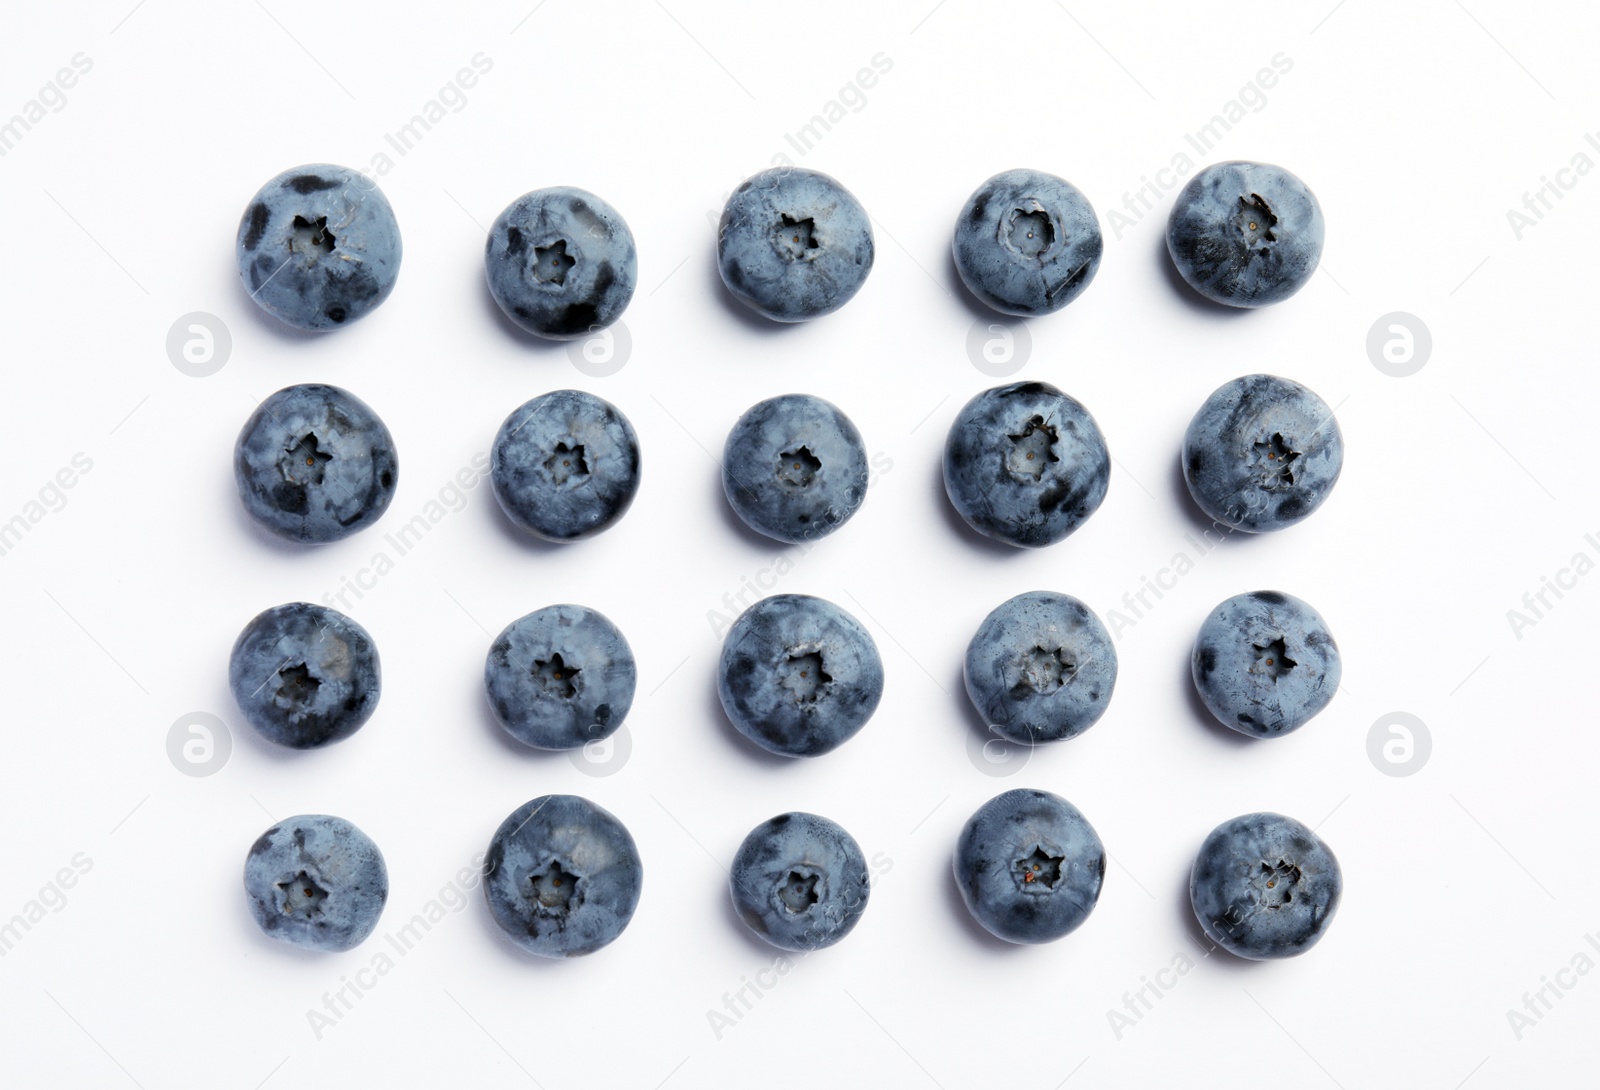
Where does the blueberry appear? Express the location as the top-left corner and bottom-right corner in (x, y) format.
(230, 603), (380, 749)
(236, 164), (401, 330)
(953, 788), (1105, 944)
(964, 592), (1117, 744)
(1166, 161), (1324, 308)
(1182, 374), (1343, 533)
(235, 383), (398, 544)
(1192, 591), (1339, 738)
(484, 605), (636, 750)
(953, 169), (1102, 316)
(730, 812), (870, 952)
(718, 594), (883, 758)
(485, 187), (638, 340)
(1190, 812), (1342, 959)
(491, 389), (641, 542)
(723, 394), (869, 544)
(244, 815), (388, 951)
(943, 381), (1111, 549)
(484, 794), (643, 958)
(717, 167), (874, 322)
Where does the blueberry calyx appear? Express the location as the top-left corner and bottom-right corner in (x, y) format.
(1252, 637), (1297, 680)
(281, 433), (332, 486)
(1237, 193), (1278, 245)
(289, 214), (336, 256)
(1252, 858), (1302, 908)
(1251, 432), (1301, 491)
(1003, 206), (1055, 259)
(533, 239), (576, 285)
(1016, 846), (1065, 890)
(777, 445), (821, 488)
(1005, 415), (1059, 480)
(275, 870), (329, 916)
(528, 859), (581, 915)
(777, 869), (821, 913)
(532, 653), (581, 698)
(774, 213), (819, 260)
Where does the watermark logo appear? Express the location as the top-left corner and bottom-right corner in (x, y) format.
(706, 452), (894, 638)
(706, 850), (893, 1039)
(167, 312), (232, 377)
(569, 725), (631, 777)
(1366, 712), (1430, 777)
(167, 712), (232, 777)
(0, 853), (93, 957)
(1106, 53), (1293, 241)
(567, 320), (631, 377)
(323, 453), (490, 611)
(1106, 521), (1238, 640)
(348, 54), (494, 186)
(1506, 533), (1599, 640)
(1506, 933), (1600, 1040)
(1105, 952), (1196, 1040)
(965, 723), (1033, 777)
(0, 53), (93, 158)
(1506, 135), (1599, 240)
(1366, 312), (1430, 377)
(307, 854), (486, 1039)
(703, 53), (894, 228)
(0, 452), (94, 560)
(965, 319), (1031, 377)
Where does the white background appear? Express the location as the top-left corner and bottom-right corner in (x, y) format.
(1, 1), (1596, 1086)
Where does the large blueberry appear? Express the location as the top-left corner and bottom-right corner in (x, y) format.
(484, 795), (643, 958)
(730, 812), (870, 952)
(943, 381), (1111, 549)
(718, 594), (883, 758)
(484, 604), (636, 750)
(1192, 591), (1339, 738)
(1166, 161), (1324, 308)
(953, 169), (1102, 316)
(236, 164), (401, 330)
(491, 389), (641, 542)
(1183, 374), (1343, 533)
(485, 187), (638, 340)
(230, 602), (380, 749)
(723, 394), (869, 544)
(953, 788), (1104, 944)
(965, 592), (1117, 744)
(717, 167), (874, 322)
(235, 383), (398, 544)
(1190, 812), (1342, 959)
(244, 815), (387, 951)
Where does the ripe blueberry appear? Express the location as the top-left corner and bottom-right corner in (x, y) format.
(244, 815), (388, 951)
(485, 187), (638, 340)
(234, 383), (398, 545)
(718, 594), (883, 758)
(730, 812), (870, 951)
(230, 602), (380, 749)
(953, 168), (1102, 316)
(484, 604), (636, 750)
(491, 389), (641, 542)
(483, 794), (643, 957)
(723, 394), (869, 544)
(236, 164), (401, 330)
(1190, 812), (1342, 959)
(717, 167), (874, 322)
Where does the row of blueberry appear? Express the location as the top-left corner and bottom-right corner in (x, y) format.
(230, 582), (1340, 760)
(238, 373), (1344, 550)
(245, 796), (1341, 960)
(239, 159), (1322, 335)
